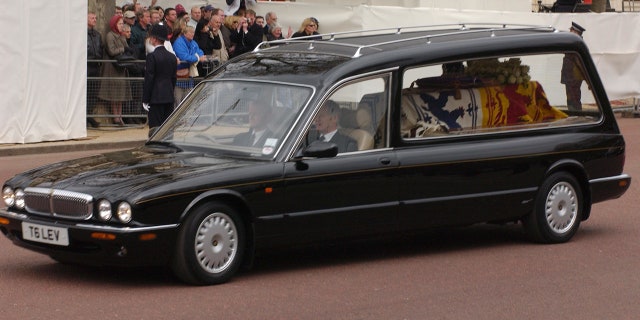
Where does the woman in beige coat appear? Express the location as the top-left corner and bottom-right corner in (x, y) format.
(98, 15), (132, 125)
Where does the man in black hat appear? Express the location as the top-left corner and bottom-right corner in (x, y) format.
(570, 22), (586, 36)
(561, 21), (586, 111)
(142, 23), (178, 136)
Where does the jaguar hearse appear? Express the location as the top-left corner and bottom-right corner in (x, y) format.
(1, 24), (631, 285)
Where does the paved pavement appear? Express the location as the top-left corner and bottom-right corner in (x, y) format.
(0, 125), (149, 157)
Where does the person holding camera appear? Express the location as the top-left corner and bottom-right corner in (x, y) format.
(230, 11), (263, 58)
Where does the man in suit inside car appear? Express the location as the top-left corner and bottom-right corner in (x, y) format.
(313, 100), (357, 153)
(233, 100), (274, 148)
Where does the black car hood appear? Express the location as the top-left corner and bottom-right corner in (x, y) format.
(7, 147), (260, 200)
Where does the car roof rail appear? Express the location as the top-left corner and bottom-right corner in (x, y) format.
(254, 23), (557, 58)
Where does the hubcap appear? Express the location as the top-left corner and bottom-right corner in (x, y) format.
(194, 212), (237, 274)
(545, 181), (578, 234)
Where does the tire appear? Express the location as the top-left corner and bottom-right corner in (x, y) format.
(171, 202), (245, 285)
(524, 172), (583, 244)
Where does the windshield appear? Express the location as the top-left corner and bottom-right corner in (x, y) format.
(150, 80), (314, 159)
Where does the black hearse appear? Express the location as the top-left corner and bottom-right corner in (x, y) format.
(1, 24), (630, 285)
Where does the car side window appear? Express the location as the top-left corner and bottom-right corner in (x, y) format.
(401, 53), (602, 139)
(309, 75), (389, 152)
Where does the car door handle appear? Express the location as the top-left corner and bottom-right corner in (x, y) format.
(379, 157), (392, 165)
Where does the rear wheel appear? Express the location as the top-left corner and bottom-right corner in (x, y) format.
(524, 172), (583, 243)
(171, 202), (245, 285)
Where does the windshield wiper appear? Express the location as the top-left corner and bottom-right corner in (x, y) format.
(229, 98), (240, 110)
(145, 140), (183, 152)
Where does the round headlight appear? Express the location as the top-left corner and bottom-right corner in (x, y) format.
(97, 199), (112, 221)
(117, 202), (132, 223)
(3, 186), (15, 207)
(14, 189), (25, 210)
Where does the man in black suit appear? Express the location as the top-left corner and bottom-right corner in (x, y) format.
(142, 23), (177, 136)
(87, 12), (103, 128)
(233, 100), (274, 147)
(314, 100), (357, 153)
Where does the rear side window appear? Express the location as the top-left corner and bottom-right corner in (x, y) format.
(401, 53), (601, 139)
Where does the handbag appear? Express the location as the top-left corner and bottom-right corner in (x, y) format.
(113, 53), (137, 70)
(211, 30), (229, 64)
(189, 63), (199, 77)
(211, 48), (229, 64)
(176, 68), (189, 78)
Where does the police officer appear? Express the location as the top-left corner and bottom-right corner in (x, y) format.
(561, 22), (586, 111)
(142, 24), (178, 136)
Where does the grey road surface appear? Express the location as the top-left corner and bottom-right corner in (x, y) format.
(0, 116), (638, 319)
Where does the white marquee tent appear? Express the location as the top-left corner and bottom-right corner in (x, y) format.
(1, 0), (639, 144)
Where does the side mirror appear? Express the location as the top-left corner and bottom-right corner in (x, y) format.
(294, 141), (339, 160)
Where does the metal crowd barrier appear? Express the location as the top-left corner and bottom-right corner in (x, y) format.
(87, 59), (218, 127)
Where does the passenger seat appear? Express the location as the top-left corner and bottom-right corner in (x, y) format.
(340, 106), (374, 150)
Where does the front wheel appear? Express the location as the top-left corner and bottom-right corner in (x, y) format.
(171, 202), (245, 285)
(524, 172), (583, 244)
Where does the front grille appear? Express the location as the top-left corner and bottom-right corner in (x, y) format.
(24, 187), (93, 220)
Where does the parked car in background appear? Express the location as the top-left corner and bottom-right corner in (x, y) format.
(1, 24), (630, 285)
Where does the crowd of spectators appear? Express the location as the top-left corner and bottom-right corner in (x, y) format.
(87, 0), (320, 127)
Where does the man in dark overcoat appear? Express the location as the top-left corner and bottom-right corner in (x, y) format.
(561, 22), (586, 111)
(142, 23), (178, 136)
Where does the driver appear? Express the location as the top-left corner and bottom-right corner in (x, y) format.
(233, 100), (273, 147)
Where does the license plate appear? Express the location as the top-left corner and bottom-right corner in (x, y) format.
(22, 222), (69, 246)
